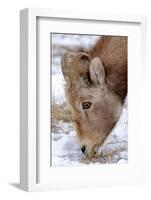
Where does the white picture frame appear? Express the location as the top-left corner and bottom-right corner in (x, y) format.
(20, 8), (147, 192)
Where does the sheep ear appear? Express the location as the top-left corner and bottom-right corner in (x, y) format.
(89, 57), (105, 86)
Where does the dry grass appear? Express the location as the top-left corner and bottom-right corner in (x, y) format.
(52, 99), (72, 122)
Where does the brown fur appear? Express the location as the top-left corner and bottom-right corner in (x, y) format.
(61, 36), (127, 158)
(90, 36), (127, 101)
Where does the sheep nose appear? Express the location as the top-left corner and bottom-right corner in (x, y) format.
(81, 145), (86, 154)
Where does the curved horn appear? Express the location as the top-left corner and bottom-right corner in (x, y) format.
(61, 52), (75, 78)
(61, 52), (90, 78)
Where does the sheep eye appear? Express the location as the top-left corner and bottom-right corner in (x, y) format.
(82, 102), (91, 109)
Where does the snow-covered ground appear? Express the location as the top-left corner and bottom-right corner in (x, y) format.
(51, 33), (128, 167)
(52, 74), (66, 104)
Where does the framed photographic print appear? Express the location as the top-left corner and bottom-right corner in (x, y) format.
(20, 8), (147, 191)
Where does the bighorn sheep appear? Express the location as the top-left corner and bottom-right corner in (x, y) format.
(61, 36), (127, 158)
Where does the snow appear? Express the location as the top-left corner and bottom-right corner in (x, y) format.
(52, 74), (66, 104)
(52, 33), (100, 50)
(52, 130), (84, 166)
(51, 33), (128, 167)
